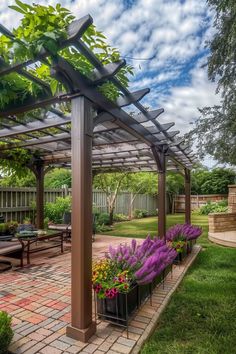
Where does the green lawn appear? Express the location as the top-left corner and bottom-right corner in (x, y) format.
(104, 214), (236, 354)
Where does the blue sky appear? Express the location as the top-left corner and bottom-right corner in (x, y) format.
(0, 0), (220, 166)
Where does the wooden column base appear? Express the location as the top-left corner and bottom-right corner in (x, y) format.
(66, 322), (96, 343)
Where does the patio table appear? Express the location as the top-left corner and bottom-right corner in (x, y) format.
(16, 230), (64, 265)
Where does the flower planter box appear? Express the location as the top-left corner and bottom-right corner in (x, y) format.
(95, 264), (174, 328)
(163, 263), (172, 278)
(96, 284), (139, 325)
(174, 245), (187, 263)
(152, 272), (163, 289)
(138, 283), (151, 306)
(187, 240), (193, 254)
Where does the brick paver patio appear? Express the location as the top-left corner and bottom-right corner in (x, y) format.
(0, 235), (201, 354)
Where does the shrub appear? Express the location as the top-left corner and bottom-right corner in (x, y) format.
(95, 224), (113, 233)
(44, 196), (71, 223)
(197, 200), (228, 215)
(0, 223), (7, 234)
(148, 209), (158, 216)
(134, 209), (148, 219)
(113, 213), (129, 222)
(44, 217), (50, 229)
(0, 311), (13, 354)
(6, 221), (18, 234)
(97, 213), (110, 226)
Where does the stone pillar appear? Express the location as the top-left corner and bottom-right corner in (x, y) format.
(228, 185), (236, 213)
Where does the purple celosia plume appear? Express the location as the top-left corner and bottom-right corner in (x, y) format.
(166, 224), (202, 242)
(107, 235), (177, 285)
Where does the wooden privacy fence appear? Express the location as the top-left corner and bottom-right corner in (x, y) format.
(0, 187), (157, 222)
(173, 194), (227, 213)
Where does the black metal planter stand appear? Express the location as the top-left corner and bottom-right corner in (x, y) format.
(94, 264), (173, 337)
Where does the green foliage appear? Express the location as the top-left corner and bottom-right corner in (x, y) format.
(0, 311), (13, 354)
(126, 173), (158, 195)
(44, 217), (50, 229)
(44, 196), (71, 223)
(187, 1), (236, 164)
(94, 212), (113, 233)
(0, 223), (7, 234)
(0, 222), (18, 235)
(0, 1), (133, 110)
(0, 169), (35, 187)
(113, 213), (129, 222)
(166, 173), (184, 195)
(45, 168), (71, 188)
(197, 199), (228, 215)
(166, 172), (184, 212)
(95, 224), (113, 233)
(97, 213), (110, 226)
(134, 209), (148, 219)
(93, 173), (129, 193)
(148, 210), (158, 216)
(10, 1), (73, 59)
(191, 167), (236, 194)
(207, 0), (236, 109)
(0, 148), (32, 179)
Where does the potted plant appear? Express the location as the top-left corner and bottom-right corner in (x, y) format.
(0, 223), (7, 236)
(166, 224), (202, 262)
(93, 236), (177, 324)
(93, 259), (138, 324)
(6, 221), (18, 235)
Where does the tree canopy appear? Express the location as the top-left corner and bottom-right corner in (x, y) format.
(191, 167), (236, 194)
(187, 0), (236, 165)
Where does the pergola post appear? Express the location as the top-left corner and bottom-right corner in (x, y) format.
(32, 160), (44, 229)
(152, 147), (167, 239)
(185, 168), (191, 224)
(66, 96), (96, 342)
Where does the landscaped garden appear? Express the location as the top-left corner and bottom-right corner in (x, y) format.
(0, 0), (236, 352)
(103, 214), (236, 353)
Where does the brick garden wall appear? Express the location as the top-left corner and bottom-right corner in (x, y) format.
(208, 213), (236, 232)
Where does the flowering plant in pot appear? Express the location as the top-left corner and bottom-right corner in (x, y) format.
(166, 224), (202, 261)
(93, 236), (177, 322)
(92, 259), (134, 299)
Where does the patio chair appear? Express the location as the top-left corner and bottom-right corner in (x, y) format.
(0, 239), (24, 268)
(48, 212), (71, 241)
(48, 212), (96, 242)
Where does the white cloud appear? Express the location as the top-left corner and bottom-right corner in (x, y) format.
(143, 60), (220, 134)
(0, 0), (219, 164)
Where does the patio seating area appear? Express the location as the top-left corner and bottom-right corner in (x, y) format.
(0, 235), (201, 354)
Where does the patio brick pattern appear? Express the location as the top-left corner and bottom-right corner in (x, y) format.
(0, 236), (201, 354)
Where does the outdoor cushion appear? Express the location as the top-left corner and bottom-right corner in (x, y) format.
(0, 241), (22, 255)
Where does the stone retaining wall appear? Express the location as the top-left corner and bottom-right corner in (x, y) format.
(208, 212), (236, 232)
(228, 185), (236, 213)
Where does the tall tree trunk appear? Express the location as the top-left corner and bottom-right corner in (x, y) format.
(128, 192), (138, 219)
(109, 207), (114, 225)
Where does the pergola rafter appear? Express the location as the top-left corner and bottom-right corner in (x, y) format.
(0, 12), (195, 343)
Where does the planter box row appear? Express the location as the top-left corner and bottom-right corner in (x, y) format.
(95, 263), (172, 326)
(174, 240), (193, 264)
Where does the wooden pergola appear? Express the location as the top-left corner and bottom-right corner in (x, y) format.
(0, 14), (196, 342)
